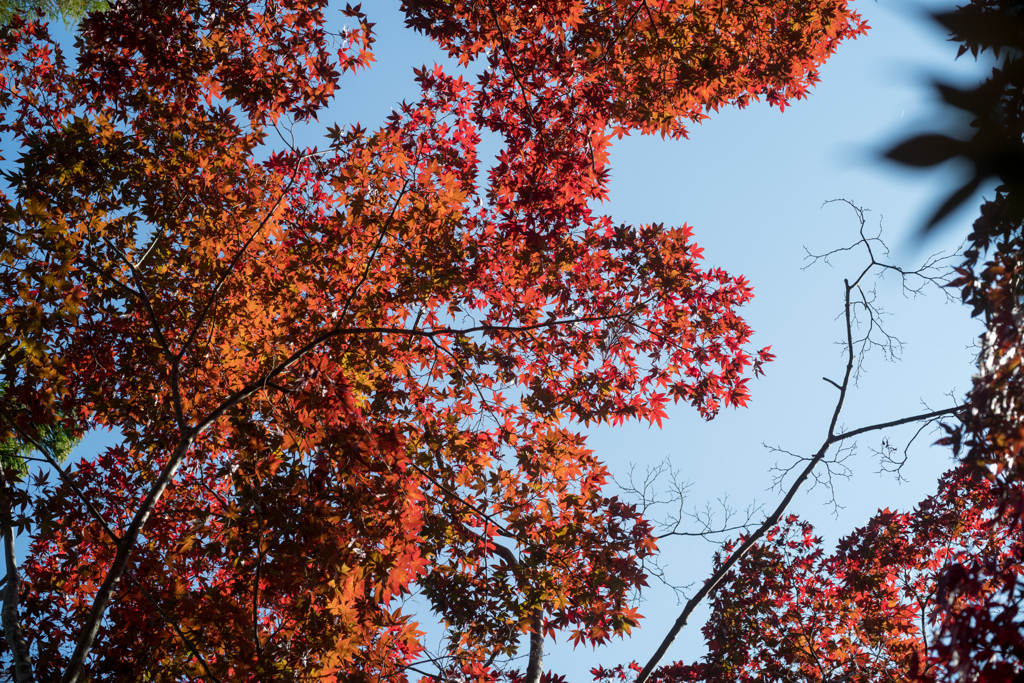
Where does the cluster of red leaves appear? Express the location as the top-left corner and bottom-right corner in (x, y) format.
(0, 0), (863, 679)
(404, 0), (868, 137)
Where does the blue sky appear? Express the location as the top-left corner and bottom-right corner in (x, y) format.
(58, 0), (992, 678)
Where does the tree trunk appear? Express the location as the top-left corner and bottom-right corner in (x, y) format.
(2, 485), (34, 683)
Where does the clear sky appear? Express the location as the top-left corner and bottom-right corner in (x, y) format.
(57, 0), (992, 678)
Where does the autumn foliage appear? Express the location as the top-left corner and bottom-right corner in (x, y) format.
(0, 0), (868, 680)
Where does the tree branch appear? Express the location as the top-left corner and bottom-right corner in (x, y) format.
(489, 542), (544, 683)
(61, 436), (195, 683)
(49, 309), (613, 682)
(634, 434), (834, 683)
(178, 173), (297, 364)
(833, 404), (964, 442)
(634, 267), (962, 683)
(0, 412), (221, 682)
(193, 313), (628, 440)
(100, 237), (186, 429)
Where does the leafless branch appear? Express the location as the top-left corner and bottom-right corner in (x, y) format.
(805, 199), (962, 384)
(634, 247), (965, 683)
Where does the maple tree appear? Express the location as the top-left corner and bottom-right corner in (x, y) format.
(0, 0), (868, 680)
(891, 2), (1024, 680)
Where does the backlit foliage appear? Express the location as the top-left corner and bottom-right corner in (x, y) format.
(0, 0), (864, 679)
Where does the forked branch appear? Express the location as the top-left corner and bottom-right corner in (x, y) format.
(634, 260), (964, 683)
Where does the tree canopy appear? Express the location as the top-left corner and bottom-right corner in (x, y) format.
(0, 0), (868, 680)
(7, 0), (1022, 681)
(0, 0), (106, 27)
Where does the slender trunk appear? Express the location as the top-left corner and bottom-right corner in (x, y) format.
(62, 436), (194, 683)
(490, 541), (544, 683)
(2, 485), (34, 683)
(523, 608), (543, 683)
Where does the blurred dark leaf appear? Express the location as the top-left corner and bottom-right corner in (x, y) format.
(885, 134), (968, 168)
(926, 176), (984, 230)
(934, 6), (1024, 58)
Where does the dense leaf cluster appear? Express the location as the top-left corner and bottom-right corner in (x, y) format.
(0, 0), (864, 680)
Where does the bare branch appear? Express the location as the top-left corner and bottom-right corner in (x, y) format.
(634, 246), (964, 683)
(833, 404), (964, 442)
(823, 377), (842, 390)
(806, 200), (962, 383)
(634, 435), (835, 683)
